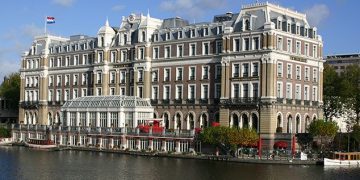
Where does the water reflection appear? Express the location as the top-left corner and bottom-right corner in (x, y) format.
(1, 146), (360, 180)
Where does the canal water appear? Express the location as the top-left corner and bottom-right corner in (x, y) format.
(1, 146), (360, 180)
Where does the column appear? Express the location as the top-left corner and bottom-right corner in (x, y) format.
(143, 65), (151, 99)
(149, 139), (153, 151)
(38, 70), (49, 125)
(85, 112), (90, 126)
(176, 140), (180, 153)
(96, 112), (100, 127)
(133, 68), (138, 97)
(110, 138), (114, 149)
(76, 112), (80, 126)
(107, 112), (111, 127)
(19, 73), (26, 124)
(66, 112), (70, 126)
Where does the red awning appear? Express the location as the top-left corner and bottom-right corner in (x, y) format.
(274, 141), (288, 148)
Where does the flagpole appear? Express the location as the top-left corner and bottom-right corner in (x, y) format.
(44, 16), (47, 35)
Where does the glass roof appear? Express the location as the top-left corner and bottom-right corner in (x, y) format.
(62, 96), (152, 108)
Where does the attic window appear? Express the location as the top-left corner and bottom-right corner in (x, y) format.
(296, 25), (300, 35)
(166, 32), (171, 40)
(245, 19), (250, 30)
(142, 31), (146, 42)
(277, 20), (282, 30)
(123, 34), (127, 44)
(178, 31), (183, 39)
(154, 34), (159, 42)
(287, 23), (291, 33)
(204, 28), (209, 36)
(190, 29), (196, 38)
(217, 26), (222, 34)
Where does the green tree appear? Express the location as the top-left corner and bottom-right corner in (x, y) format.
(0, 127), (11, 138)
(352, 124), (360, 151)
(323, 64), (343, 121)
(0, 73), (20, 109)
(340, 65), (360, 124)
(308, 119), (338, 151)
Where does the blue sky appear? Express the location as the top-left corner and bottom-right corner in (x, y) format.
(0, 0), (359, 83)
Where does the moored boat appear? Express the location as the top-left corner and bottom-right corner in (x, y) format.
(0, 138), (13, 146)
(25, 138), (57, 149)
(324, 152), (360, 166)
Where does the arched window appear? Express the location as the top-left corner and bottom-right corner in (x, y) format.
(242, 114), (249, 129)
(305, 116), (310, 133)
(201, 114), (208, 128)
(296, 115), (301, 133)
(277, 114), (282, 128)
(142, 31), (146, 42)
(232, 114), (239, 128)
(176, 113), (181, 130)
(245, 19), (250, 30)
(287, 115), (292, 133)
(189, 113), (194, 130)
(163, 113), (169, 129)
(252, 113), (258, 132)
(48, 112), (53, 125)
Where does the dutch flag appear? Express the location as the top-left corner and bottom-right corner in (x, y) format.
(46, 16), (55, 24)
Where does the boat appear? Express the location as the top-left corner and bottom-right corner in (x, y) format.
(324, 152), (360, 166)
(0, 138), (13, 146)
(25, 138), (57, 149)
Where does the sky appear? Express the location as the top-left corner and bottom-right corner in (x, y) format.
(0, 0), (359, 83)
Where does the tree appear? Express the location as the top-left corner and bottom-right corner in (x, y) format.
(323, 64), (343, 121)
(0, 73), (20, 109)
(340, 65), (360, 124)
(308, 120), (338, 151)
(0, 127), (11, 138)
(352, 124), (360, 151)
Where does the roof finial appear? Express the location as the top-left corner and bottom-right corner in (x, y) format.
(105, 17), (109, 26)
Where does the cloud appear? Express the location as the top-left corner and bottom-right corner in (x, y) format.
(22, 24), (43, 37)
(159, 0), (227, 20)
(53, 0), (75, 7)
(112, 5), (125, 12)
(304, 4), (330, 27)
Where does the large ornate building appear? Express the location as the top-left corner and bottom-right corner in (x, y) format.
(19, 2), (324, 144)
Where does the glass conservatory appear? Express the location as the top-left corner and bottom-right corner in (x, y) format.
(61, 96), (154, 128)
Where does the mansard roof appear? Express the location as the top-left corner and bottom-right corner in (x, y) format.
(62, 96), (152, 109)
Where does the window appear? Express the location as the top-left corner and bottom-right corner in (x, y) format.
(177, 45), (183, 57)
(277, 82), (283, 98)
(277, 37), (283, 50)
(313, 69), (318, 82)
(166, 32), (171, 40)
(189, 43), (196, 56)
(296, 41), (301, 55)
(110, 71), (116, 84)
(49, 58), (54, 67)
(287, 64), (292, 79)
(313, 45), (317, 58)
(305, 67), (309, 81)
(73, 74), (78, 85)
(243, 38), (250, 51)
(163, 86), (170, 100)
(189, 67), (196, 80)
(203, 28), (209, 36)
(286, 83), (292, 99)
(99, 112), (107, 127)
(304, 86), (309, 101)
(252, 63), (259, 77)
(215, 65), (221, 79)
(277, 63), (283, 77)
(81, 88), (87, 97)
(202, 66), (209, 79)
(48, 90), (53, 101)
(152, 86), (158, 99)
(97, 72), (102, 84)
(190, 29), (196, 38)
(57, 75), (61, 86)
(203, 42), (209, 55)
(164, 68), (170, 81)
(201, 84), (209, 99)
(142, 31), (146, 42)
(49, 76), (54, 86)
(217, 26), (222, 34)
(65, 57), (70, 66)
(296, 25), (300, 35)
(242, 83), (249, 98)
(138, 86), (143, 98)
(120, 87), (125, 96)
(252, 37), (260, 50)
(305, 43), (309, 56)
(138, 48), (144, 60)
(120, 50), (127, 62)
(287, 39), (292, 53)
(73, 89), (78, 99)
(74, 56), (79, 66)
(120, 71), (126, 83)
(56, 90), (61, 101)
(138, 70), (143, 82)
(233, 84), (240, 98)
(153, 34), (159, 42)
(178, 31), (183, 39)
(216, 41), (222, 54)
(152, 70), (158, 82)
(296, 66), (301, 80)
(312, 86), (318, 101)
(111, 51), (116, 63)
(233, 64), (240, 77)
(215, 84), (221, 98)
(176, 67), (183, 81)
(176, 85), (182, 100)
(57, 58), (61, 67)
(64, 90), (69, 101)
(234, 39), (240, 52)
(65, 75), (70, 86)
(153, 47), (159, 59)
(242, 63), (249, 77)
(295, 84), (301, 100)
(98, 52), (103, 62)
(82, 54), (88, 65)
(188, 85), (195, 100)
(287, 23), (291, 32)
(165, 46), (171, 58)
(82, 73), (87, 85)
(97, 88), (102, 96)
(253, 83), (259, 97)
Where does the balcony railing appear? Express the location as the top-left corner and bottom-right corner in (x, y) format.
(252, 72), (258, 77)
(286, 99), (293, 104)
(162, 99), (170, 105)
(199, 99), (208, 104)
(304, 100), (310, 106)
(277, 98), (284, 103)
(295, 99), (301, 105)
(174, 99), (182, 104)
(221, 97), (259, 105)
(312, 101), (319, 106)
(189, 76), (195, 80)
(151, 99), (158, 104)
(186, 99), (195, 104)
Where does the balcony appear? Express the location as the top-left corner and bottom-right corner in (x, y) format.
(20, 101), (39, 109)
(242, 73), (249, 77)
(174, 99), (182, 104)
(286, 99), (293, 104)
(295, 99), (301, 105)
(199, 99), (208, 104)
(304, 100), (310, 106)
(233, 73), (239, 78)
(277, 98), (284, 103)
(186, 99), (195, 104)
(312, 101), (319, 106)
(252, 72), (258, 77)
(162, 99), (170, 105)
(151, 99), (158, 104)
(220, 97), (259, 105)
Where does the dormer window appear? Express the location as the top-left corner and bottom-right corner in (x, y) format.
(217, 26), (222, 34)
(123, 34), (127, 44)
(313, 30), (317, 39)
(75, 44), (79, 51)
(277, 19), (282, 30)
(142, 31), (146, 42)
(190, 29), (196, 38)
(84, 43), (88, 50)
(245, 19), (250, 30)
(287, 23), (291, 33)
(178, 31), (183, 39)
(166, 32), (171, 40)
(154, 34), (159, 42)
(203, 28), (209, 36)
(296, 25), (300, 35)
(304, 28), (308, 37)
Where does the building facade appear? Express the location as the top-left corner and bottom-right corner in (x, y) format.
(19, 2), (324, 145)
(326, 53), (360, 75)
